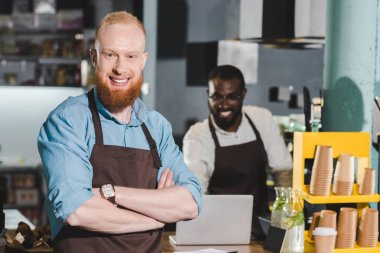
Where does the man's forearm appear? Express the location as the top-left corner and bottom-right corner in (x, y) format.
(115, 185), (198, 223)
(66, 196), (164, 233)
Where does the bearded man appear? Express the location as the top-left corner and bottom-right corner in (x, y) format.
(38, 11), (201, 253)
(183, 65), (292, 217)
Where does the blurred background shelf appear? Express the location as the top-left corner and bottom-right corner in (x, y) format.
(0, 165), (45, 226)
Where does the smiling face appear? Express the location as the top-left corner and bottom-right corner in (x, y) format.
(90, 22), (148, 112)
(208, 78), (246, 132)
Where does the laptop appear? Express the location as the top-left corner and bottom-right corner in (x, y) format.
(169, 195), (253, 245)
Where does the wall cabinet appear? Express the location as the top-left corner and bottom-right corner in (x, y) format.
(0, 29), (94, 87)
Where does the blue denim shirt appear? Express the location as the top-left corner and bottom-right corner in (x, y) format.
(37, 88), (202, 238)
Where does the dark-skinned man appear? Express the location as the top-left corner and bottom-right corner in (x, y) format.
(183, 64), (292, 217)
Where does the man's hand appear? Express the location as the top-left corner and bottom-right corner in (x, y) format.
(157, 168), (175, 189)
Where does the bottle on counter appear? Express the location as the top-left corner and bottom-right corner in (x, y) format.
(280, 188), (305, 253)
(271, 186), (292, 228)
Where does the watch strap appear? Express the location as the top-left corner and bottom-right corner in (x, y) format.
(108, 196), (116, 205)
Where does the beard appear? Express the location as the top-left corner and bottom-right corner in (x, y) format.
(95, 70), (142, 112)
(211, 105), (242, 131)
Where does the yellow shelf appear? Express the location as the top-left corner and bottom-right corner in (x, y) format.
(293, 132), (371, 191)
(302, 185), (380, 204)
(292, 132), (379, 253)
(304, 232), (380, 253)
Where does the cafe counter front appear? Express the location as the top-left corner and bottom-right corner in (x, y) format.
(5, 231), (265, 253)
(4, 209), (266, 253)
(162, 232), (265, 253)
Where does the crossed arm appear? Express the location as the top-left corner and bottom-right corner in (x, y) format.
(66, 168), (199, 234)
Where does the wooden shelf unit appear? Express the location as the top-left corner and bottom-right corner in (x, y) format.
(292, 132), (379, 252)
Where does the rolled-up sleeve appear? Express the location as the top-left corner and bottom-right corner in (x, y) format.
(38, 109), (93, 222)
(259, 109), (293, 172)
(153, 115), (203, 212)
(183, 129), (211, 195)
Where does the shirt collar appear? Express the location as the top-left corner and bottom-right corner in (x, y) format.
(93, 87), (148, 126)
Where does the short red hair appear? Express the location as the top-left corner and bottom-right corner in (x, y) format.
(95, 11), (146, 39)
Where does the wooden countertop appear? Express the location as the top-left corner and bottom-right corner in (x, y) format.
(162, 232), (266, 253)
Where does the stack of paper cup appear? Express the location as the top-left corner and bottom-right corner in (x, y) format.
(332, 154), (355, 196)
(359, 168), (376, 195)
(357, 208), (379, 247)
(336, 207), (357, 248)
(310, 145), (333, 196)
(313, 227), (337, 253)
(319, 210), (337, 229)
(309, 210), (337, 240)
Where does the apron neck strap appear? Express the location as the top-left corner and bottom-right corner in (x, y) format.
(244, 113), (268, 165)
(141, 123), (162, 169)
(88, 89), (104, 145)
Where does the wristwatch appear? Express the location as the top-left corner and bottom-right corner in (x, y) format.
(100, 184), (116, 205)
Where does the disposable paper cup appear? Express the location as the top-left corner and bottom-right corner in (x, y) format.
(310, 175), (332, 196)
(359, 168), (376, 195)
(358, 225), (379, 247)
(310, 187), (331, 196)
(337, 208), (357, 232)
(357, 239), (377, 247)
(332, 179), (353, 196)
(319, 210), (337, 229)
(336, 208), (357, 248)
(358, 208), (378, 236)
(336, 236), (356, 248)
(313, 227), (337, 253)
(310, 145), (333, 196)
(312, 145), (333, 171)
(358, 233), (378, 247)
(333, 154), (355, 181)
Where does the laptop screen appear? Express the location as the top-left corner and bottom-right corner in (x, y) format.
(172, 195), (254, 245)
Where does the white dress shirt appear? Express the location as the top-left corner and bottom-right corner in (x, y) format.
(183, 105), (293, 194)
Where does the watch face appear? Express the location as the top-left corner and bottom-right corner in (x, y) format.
(102, 184), (115, 198)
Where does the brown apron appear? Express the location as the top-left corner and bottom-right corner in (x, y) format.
(208, 113), (269, 216)
(54, 89), (163, 253)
